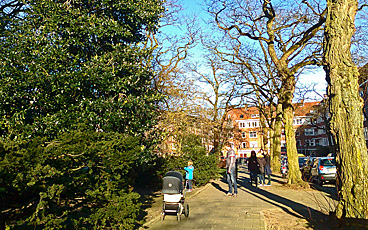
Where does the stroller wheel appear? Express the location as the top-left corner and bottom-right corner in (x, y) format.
(184, 203), (189, 218)
(160, 212), (165, 221)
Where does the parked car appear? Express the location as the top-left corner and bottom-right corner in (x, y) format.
(301, 157), (318, 181)
(310, 157), (336, 186)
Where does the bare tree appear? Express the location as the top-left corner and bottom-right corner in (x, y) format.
(143, 0), (204, 154)
(207, 0), (326, 185)
(323, 0), (368, 219)
(188, 50), (244, 154)
(205, 32), (285, 171)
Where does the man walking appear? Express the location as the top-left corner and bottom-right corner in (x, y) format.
(226, 147), (238, 197)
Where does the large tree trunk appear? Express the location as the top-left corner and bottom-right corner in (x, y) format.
(323, 0), (368, 219)
(281, 78), (304, 185)
(271, 103), (282, 172)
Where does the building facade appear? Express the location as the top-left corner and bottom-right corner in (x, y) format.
(225, 101), (332, 157)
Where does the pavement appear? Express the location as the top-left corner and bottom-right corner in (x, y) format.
(141, 165), (337, 230)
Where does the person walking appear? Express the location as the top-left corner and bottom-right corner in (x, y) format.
(226, 147), (238, 197)
(248, 150), (260, 187)
(263, 150), (272, 186)
(257, 152), (266, 186)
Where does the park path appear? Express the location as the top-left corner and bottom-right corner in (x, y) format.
(142, 165), (336, 230)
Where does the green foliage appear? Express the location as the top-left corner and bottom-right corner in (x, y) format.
(0, 0), (165, 228)
(0, 0), (164, 140)
(161, 134), (218, 187)
(1, 130), (145, 229)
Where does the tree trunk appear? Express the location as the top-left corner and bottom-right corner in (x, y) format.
(271, 103), (282, 172)
(281, 77), (304, 185)
(323, 0), (368, 219)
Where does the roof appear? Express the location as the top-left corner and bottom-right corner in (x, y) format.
(293, 101), (321, 117)
(227, 101), (321, 119)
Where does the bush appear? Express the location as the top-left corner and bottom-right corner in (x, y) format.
(161, 134), (218, 187)
(1, 130), (144, 229)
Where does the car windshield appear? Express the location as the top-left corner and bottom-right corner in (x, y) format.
(320, 158), (335, 166)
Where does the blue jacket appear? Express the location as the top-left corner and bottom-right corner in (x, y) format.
(184, 165), (194, 180)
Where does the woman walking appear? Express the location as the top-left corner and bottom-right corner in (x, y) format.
(248, 150), (260, 187)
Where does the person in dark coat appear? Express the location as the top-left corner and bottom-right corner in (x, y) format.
(248, 150), (260, 186)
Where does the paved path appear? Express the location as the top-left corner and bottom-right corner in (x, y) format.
(143, 165), (336, 230)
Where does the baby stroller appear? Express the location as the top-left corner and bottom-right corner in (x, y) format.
(161, 171), (189, 221)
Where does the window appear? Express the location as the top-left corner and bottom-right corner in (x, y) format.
(305, 128), (314, 136)
(249, 141), (258, 148)
(239, 122), (245, 128)
(320, 158), (335, 166)
(293, 118), (303, 125)
(306, 139), (316, 146)
(240, 115), (244, 118)
(318, 127), (326, 134)
(319, 138), (327, 146)
(242, 132), (246, 138)
(242, 142), (247, 148)
(249, 131), (257, 138)
(246, 121), (259, 128)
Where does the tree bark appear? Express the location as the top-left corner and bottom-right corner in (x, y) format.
(280, 78), (304, 185)
(323, 0), (368, 219)
(271, 103), (282, 172)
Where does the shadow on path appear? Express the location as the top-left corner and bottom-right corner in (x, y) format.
(211, 166), (343, 229)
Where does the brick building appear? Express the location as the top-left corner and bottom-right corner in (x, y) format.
(225, 101), (332, 157)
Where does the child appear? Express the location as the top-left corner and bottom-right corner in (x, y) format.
(184, 160), (194, 192)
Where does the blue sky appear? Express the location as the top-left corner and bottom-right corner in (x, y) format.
(171, 0), (328, 102)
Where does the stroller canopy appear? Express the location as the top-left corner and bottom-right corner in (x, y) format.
(162, 171), (184, 194)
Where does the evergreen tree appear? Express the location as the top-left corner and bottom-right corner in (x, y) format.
(0, 0), (164, 228)
(0, 0), (164, 139)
